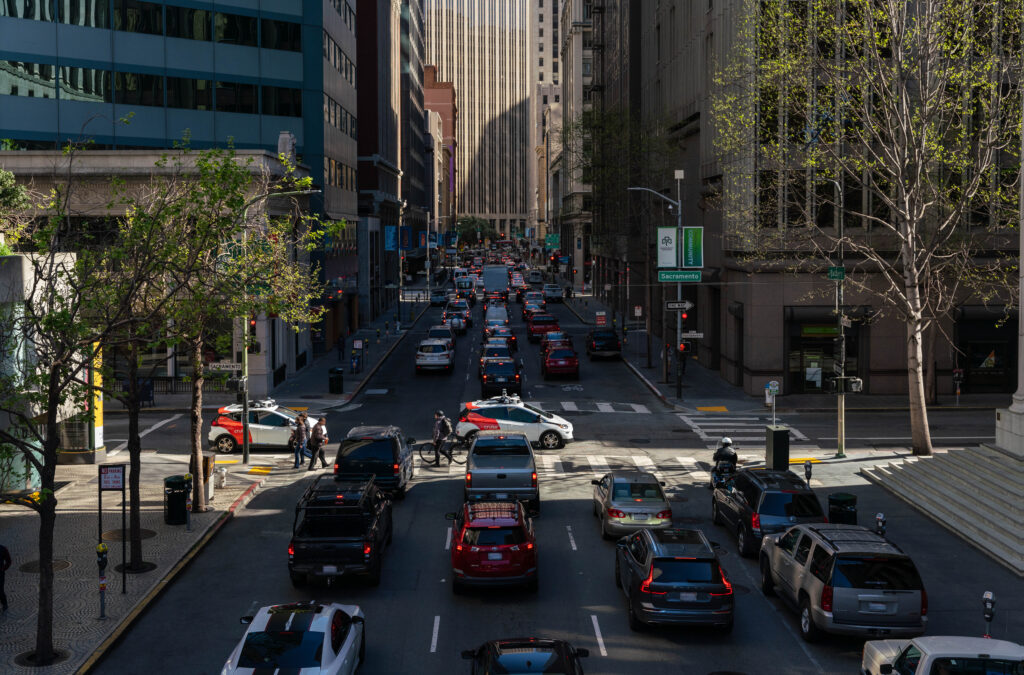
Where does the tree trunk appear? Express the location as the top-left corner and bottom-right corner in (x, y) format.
(189, 339), (207, 511)
(923, 324), (937, 406)
(906, 317), (934, 456)
(34, 367), (62, 662)
(126, 343), (144, 567)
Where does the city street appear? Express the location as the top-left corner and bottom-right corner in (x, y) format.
(93, 299), (1023, 674)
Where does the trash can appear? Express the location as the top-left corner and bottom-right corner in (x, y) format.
(329, 366), (345, 394)
(828, 492), (858, 525)
(189, 451), (216, 503)
(163, 475), (188, 525)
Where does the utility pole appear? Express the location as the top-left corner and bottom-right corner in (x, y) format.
(675, 170), (684, 400)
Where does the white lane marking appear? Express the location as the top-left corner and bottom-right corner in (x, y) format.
(676, 456), (710, 483)
(590, 615), (607, 656)
(566, 525), (577, 551)
(586, 455), (610, 476)
(108, 413), (183, 456)
(449, 460), (464, 477)
(430, 615), (441, 653)
(536, 453), (564, 474)
(444, 527), (452, 551)
(677, 415), (711, 441)
(561, 401), (579, 412)
(630, 403), (651, 414)
(596, 402), (615, 413)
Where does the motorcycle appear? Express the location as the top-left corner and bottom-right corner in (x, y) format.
(709, 459), (737, 490)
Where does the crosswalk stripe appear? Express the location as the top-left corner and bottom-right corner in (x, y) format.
(561, 401), (579, 412)
(449, 461), (464, 477)
(630, 403), (651, 414)
(596, 402), (615, 413)
(675, 456), (710, 483)
(536, 454), (565, 474)
(586, 455), (610, 475)
(630, 455), (664, 481)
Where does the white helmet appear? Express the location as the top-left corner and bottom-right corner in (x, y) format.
(720, 437), (733, 446)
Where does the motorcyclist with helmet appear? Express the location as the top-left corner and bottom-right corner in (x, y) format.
(710, 437), (738, 488)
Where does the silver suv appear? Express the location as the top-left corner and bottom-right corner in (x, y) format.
(759, 524), (927, 642)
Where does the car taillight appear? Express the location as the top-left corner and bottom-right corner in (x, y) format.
(393, 462), (400, 476)
(288, 544), (294, 557)
(711, 565), (733, 596)
(333, 463), (339, 474)
(363, 542), (372, 556)
(515, 374), (520, 380)
(921, 588), (928, 616)
(607, 508), (626, 518)
(820, 584), (833, 612)
(640, 563), (667, 595)
(531, 471), (537, 488)
(617, 341), (622, 349)
(455, 543), (463, 552)
(751, 512), (761, 532)
(655, 510), (672, 519)
(525, 541), (534, 550)
(465, 471), (472, 487)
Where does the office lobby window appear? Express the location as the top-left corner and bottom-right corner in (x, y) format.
(215, 12), (257, 47)
(113, 0), (163, 35)
(58, 0), (106, 27)
(1, 60), (56, 98)
(115, 71), (163, 106)
(215, 81), (257, 113)
(262, 85), (302, 117)
(166, 6), (210, 40)
(60, 65), (113, 103)
(166, 76), (211, 110)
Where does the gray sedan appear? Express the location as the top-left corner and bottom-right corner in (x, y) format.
(592, 471), (673, 539)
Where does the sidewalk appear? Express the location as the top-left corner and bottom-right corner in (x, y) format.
(559, 287), (1011, 414)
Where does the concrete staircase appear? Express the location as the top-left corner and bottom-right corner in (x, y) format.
(861, 445), (1024, 576)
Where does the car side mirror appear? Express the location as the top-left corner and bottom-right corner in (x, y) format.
(445, 512), (457, 520)
(461, 650), (476, 660)
(591, 479), (600, 486)
(240, 615), (254, 625)
(880, 666), (893, 675)
(576, 648), (590, 658)
(350, 615), (365, 624)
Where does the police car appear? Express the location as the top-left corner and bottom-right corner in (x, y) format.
(222, 601), (365, 674)
(456, 392), (574, 449)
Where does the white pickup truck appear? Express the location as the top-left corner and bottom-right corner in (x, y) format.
(861, 635), (1024, 675)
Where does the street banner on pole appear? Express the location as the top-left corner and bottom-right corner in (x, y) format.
(400, 226), (412, 250)
(657, 227), (677, 268)
(682, 227), (704, 268)
(385, 226), (397, 251)
(419, 231), (427, 248)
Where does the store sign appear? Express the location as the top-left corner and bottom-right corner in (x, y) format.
(657, 227), (676, 268)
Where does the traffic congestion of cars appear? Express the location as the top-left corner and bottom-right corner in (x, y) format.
(211, 252), (1015, 674)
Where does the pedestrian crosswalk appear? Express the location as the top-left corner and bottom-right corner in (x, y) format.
(677, 413), (821, 452)
(528, 400), (651, 414)
(527, 452), (763, 483)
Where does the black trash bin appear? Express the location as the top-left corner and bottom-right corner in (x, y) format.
(329, 366), (345, 394)
(828, 492), (857, 525)
(164, 475), (188, 525)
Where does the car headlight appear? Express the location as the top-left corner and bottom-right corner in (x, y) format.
(556, 423), (570, 430)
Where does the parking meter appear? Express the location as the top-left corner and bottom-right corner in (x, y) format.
(97, 542), (108, 574)
(982, 591), (996, 638)
(96, 542), (109, 619)
(803, 460), (813, 483)
(874, 512), (886, 537)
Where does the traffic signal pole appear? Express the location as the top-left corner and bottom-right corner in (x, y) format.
(675, 173), (683, 399)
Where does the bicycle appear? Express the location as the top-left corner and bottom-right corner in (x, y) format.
(417, 436), (467, 466)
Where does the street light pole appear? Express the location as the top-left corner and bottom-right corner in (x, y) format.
(824, 177), (846, 459)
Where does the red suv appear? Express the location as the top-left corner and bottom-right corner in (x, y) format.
(446, 501), (538, 593)
(526, 314), (560, 342)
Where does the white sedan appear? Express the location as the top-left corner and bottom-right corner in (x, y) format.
(222, 601), (365, 674)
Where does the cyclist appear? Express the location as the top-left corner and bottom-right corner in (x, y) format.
(432, 409), (454, 466)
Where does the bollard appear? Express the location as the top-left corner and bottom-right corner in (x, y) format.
(184, 472), (193, 532)
(96, 542), (108, 620)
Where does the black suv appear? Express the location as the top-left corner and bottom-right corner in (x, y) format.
(481, 358), (522, 396)
(585, 329), (622, 360)
(711, 469), (825, 557)
(615, 528), (734, 633)
(462, 639), (588, 674)
(334, 426), (415, 498)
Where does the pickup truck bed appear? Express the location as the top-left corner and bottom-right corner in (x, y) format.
(465, 434), (539, 513)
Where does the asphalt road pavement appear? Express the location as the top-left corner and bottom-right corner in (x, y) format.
(93, 296), (1019, 675)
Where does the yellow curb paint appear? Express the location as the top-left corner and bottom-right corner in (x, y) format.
(247, 467), (272, 475)
(215, 459), (241, 464)
(789, 458), (822, 464)
(697, 406), (729, 412)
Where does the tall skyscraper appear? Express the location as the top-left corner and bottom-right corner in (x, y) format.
(424, 0), (531, 239)
(532, 0), (560, 243)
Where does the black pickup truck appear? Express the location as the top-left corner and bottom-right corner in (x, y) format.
(288, 474), (393, 587)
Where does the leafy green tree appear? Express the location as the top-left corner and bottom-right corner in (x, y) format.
(457, 216), (494, 245)
(713, 0), (1022, 455)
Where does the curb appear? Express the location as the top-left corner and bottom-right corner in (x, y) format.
(621, 358), (688, 413)
(563, 299), (592, 325)
(77, 477), (267, 674)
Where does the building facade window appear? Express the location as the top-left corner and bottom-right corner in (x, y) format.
(552, 60), (558, 73)
(330, 0), (356, 32)
(539, 57), (543, 67)
(215, 81), (257, 113)
(165, 6), (209, 40)
(57, 0), (106, 27)
(261, 19), (301, 52)
(2, 0), (53, 20)
(323, 30), (356, 87)
(60, 65), (112, 102)
(114, 71), (163, 106)
(215, 12), (257, 47)
(1, 60), (55, 98)
(262, 85), (302, 117)
(166, 76), (211, 109)
(113, 0), (162, 35)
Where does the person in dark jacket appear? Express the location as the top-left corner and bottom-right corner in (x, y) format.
(291, 412), (309, 469)
(307, 417), (329, 471)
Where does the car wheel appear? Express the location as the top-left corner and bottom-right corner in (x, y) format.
(737, 525), (754, 557)
(539, 431), (561, 449)
(799, 597), (822, 642)
(289, 571), (306, 588)
(215, 435), (237, 454)
(614, 556), (622, 588)
(760, 557), (776, 596)
(711, 499), (722, 525)
(627, 598), (645, 632)
(601, 519), (612, 541)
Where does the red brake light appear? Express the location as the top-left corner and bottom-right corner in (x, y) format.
(525, 541), (534, 550)
(607, 508), (626, 518)
(333, 463), (339, 474)
(531, 471), (538, 488)
(820, 584), (834, 612)
(515, 374), (520, 380)
(288, 544), (294, 556)
(655, 510), (672, 519)
(363, 542), (372, 556)
(751, 512), (761, 532)
(465, 471), (472, 486)
(711, 565), (733, 596)
(455, 543), (463, 552)
(393, 462), (400, 476)
(640, 563), (667, 595)
(921, 588), (928, 616)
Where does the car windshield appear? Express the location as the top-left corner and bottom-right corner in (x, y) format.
(295, 513), (367, 538)
(592, 331), (617, 340)
(473, 441), (530, 455)
(549, 350), (576, 359)
(464, 527), (525, 546)
(420, 344), (448, 354)
(488, 649), (569, 674)
(651, 559), (722, 584)
(831, 556), (924, 590)
(522, 403), (553, 419)
(612, 482), (665, 501)
(483, 348), (510, 358)
(758, 493), (823, 517)
(238, 629), (324, 669)
(532, 316), (557, 325)
(451, 301), (469, 309)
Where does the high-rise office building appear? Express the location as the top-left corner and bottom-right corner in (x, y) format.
(424, 0), (531, 239)
(400, 0), (428, 273)
(531, 0), (559, 244)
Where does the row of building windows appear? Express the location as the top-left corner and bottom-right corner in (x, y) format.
(322, 29), (355, 88)
(1, 1), (301, 51)
(328, 0), (355, 34)
(1, 60), (302, 115)
(325, 156), (356, 191)
(323, 92), (356, 139)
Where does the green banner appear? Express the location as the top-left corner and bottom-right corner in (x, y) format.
(682, 226), (703, 268)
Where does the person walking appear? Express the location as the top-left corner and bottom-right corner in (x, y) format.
(0, 542), (10, 611)
(291, 412), (309, 469)
(307, 417), (330, 471)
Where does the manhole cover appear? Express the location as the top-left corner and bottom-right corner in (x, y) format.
(102, 528), (157, 541)
(628, 438), (651, 444)
(15, 649), (70, 667)
(115, 561), (158, 574)
(20, 559), (72, 573)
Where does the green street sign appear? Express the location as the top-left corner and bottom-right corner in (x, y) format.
(828, 266), (846, 281)
(545, 233), (560, 247)
(658, 270), (702, 283)
(682, 226), (703, 268)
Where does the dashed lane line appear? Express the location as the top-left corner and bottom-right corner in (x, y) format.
(444, 527), (452, 551)
(595, 402), (615, 413)
(590, 615), (607, 657)
(430, 615), (441, 653)
(630, 403), (651, 414)
(566, 525), (577, 551)
(561, 401), (579, 412)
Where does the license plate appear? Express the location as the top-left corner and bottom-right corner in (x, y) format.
(495, 493), (508, 499)
(495, 377), (507, 382)
(632, 514), (648, 521)
(868, 602), (887, 612)
(487, 553), (503, 561)
(322, 565), (337, 574)
(680, 592), (697, 601)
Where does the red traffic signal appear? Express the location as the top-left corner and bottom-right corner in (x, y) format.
(678, 342), (687, 352)
(249, 317), (257, 329)
(681, 312), (688, 321)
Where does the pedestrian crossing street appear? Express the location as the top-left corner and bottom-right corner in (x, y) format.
(677, 413), (821, 452)
(527, 400), (652, 414)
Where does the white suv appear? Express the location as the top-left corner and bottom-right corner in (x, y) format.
(456, 393), (574, 449)
(415, 339), (454, 373)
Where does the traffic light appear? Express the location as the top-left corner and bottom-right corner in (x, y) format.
(681, 311), (689, 328)
(678, 341), (688, 353)
(248, 317), (257, 335)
